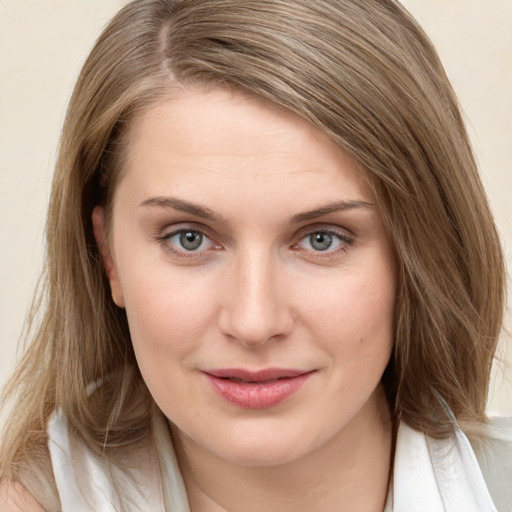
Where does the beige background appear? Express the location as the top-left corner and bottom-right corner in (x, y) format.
(1, 1), (511, 415)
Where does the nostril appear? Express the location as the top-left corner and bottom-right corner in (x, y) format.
(217, 263), (294, 346)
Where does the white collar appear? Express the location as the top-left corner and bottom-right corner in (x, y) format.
(49, 411), (498, 511)
(385, 421), (498, 511)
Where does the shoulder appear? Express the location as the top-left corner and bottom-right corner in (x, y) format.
(472, 416), (512, 512)
(0, 480), (46, 512)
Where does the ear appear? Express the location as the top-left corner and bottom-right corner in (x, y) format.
(92, 206), (125, 308)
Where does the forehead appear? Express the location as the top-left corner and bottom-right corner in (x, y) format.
(117, 87), (373, 207)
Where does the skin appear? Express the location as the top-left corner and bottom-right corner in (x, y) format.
(0, 481), (45, 512)
(93, 87), (397, 512)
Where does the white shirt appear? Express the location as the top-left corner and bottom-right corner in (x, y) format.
(47, 410), (511, 512)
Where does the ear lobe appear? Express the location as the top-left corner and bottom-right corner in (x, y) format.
(92, 206), (125, 308)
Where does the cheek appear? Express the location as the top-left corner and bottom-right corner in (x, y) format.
(299, 262), (395, 349)
(117, 262), (219, 362)
(118, 268), (218, 418)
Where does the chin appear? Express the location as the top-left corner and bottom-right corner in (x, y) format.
(216, 439), (310, 468)
(204, 418), (326, 467)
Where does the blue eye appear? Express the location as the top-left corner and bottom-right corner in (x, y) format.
(309, 232), (335, 251)
(298, 230), (348, 252)
(166, 229), (214, 252)
(179, 231), (204, 250)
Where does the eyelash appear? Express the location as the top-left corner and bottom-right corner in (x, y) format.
(154, 224), (353, 260)
(291, 228), (353, 258)
(154, 224), (221, 259)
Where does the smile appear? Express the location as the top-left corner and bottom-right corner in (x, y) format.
(203, 368), (315, 409)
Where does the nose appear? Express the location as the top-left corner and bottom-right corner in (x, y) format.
(218, 248), (294, 347)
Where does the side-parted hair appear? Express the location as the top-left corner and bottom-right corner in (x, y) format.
(1, 0), (505, 506)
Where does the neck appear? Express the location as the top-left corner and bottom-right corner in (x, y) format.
(172, 387), (393, 512)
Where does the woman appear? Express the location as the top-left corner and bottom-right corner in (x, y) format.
(1, 0), (510, 510)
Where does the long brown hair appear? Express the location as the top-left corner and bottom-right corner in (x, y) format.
(1, 0), (505, 505)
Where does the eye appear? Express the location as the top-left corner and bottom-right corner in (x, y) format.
(295, 229), (350, 254)
(308, 232), (337, 251)
(176, 230), (207, 251)
(157, 227), (220, 256)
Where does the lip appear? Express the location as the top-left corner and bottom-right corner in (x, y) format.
(203, 368), (315, 409)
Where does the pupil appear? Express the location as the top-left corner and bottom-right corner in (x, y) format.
(311, 232), (332, 251)
(180, 231), (202, 250)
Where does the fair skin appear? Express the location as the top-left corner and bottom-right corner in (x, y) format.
(0, 481), (45, 512)
(1, 88), (396, 512)
(0, 87), (396, 512)
(92, 87), (397, 512)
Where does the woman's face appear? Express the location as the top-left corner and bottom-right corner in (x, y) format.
(95, 88), (396, 467)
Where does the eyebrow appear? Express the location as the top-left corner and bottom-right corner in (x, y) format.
(140, 196), (227, 223)
(140, 196), (375, 224)
(290, 200), (376, 223)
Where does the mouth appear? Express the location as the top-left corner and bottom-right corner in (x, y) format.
(203, 368), (315, 409)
